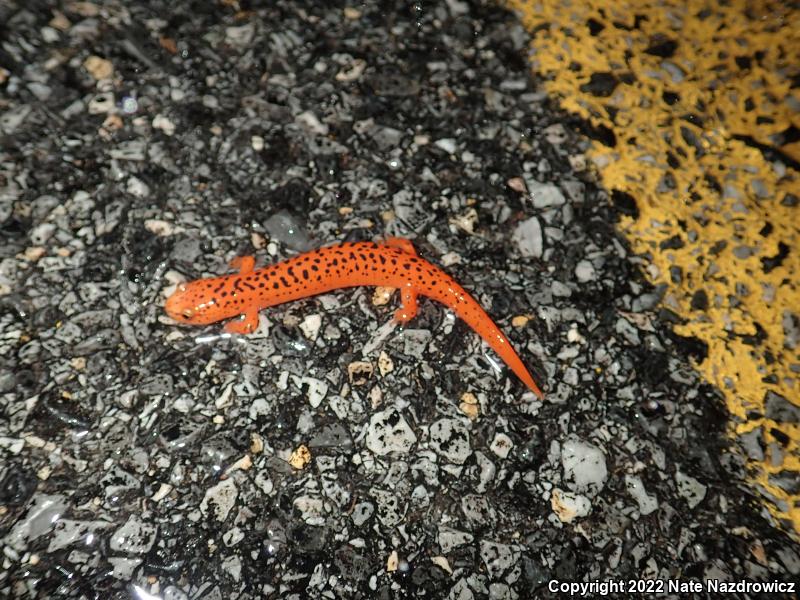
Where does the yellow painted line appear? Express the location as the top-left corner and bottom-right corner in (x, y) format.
(506, 0), (800, 535)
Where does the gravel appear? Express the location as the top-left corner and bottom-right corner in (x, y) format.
(0, 0), (796, 597)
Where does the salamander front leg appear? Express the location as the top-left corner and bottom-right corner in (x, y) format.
(229, 256), (255, 275)
(224, 309), (259, 334)
(394, 284), (419, 324)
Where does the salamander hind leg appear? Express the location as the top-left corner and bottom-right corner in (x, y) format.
(229, 256), (255, 274)
(382, 237), (417, 256)
(393, 285), (419, 324)
(224, 309), (260, 334)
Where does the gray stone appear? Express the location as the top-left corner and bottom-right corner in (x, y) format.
(675, 469), (707, 509)
(561, 437), (608, 496)
(526, 180), (566, 208)
(109, 515), (158, 554)
(624, 474), (658, 516)
(439, 526), (474, 553)
(5, 494), (69, 552)
(764, 391), (799, 423)
(511, 216), (543, 258)
(369, 487), (406, 527)
(200, 478), (238, 522)
(365, 409), (417, 455)
(351, 502), (374, 526)
(574, 260), (596, 282)
(479, 540), (518, 579)
(429, 418), (471, 464)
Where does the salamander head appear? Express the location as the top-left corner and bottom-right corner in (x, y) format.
(165, 280), (231, 325)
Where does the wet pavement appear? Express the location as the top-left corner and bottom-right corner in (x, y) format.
(1, 1), (798, 598)
(508, 0), (800, 537)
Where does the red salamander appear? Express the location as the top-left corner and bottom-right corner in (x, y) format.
(165, 238), (544, 398)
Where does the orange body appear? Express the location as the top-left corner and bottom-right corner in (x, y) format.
(165, 238), (543, 398)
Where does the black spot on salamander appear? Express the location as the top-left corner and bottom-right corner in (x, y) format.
(243, 281), (256, 290)
(403, 263), (411, 270)
(273, 282), (280, 289)
(302, 269), (309, 279)
(221, 291), (229, 297)
(369, 252), (375, 259)
(213, 282), (225, 293)
(313, 258), (321, 264)
(311, 264), (319, 272)
(348, 252), (356, 260)
(280, 276), (289, 287)
(332, 258), (340, 266)
(379, 255), (386, 265)
(258, 282), (265, 288)
(391, 259), (397, 265)
(359, 253), (367, 260)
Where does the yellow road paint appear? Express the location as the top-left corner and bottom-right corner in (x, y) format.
(507, 0), (799, 535)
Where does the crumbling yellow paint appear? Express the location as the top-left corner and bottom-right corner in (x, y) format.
(507, 0), (800, 535)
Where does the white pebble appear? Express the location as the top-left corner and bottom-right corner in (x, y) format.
(145, 219), (174, 237)
(153, 114), (176, 136)
(675, 469), (707, 509)
(88, 92), (115, 115)
(429, 418), (471, 464)
(434, 138), (457, 154)
(299, 314), (322, 340)
(30, 223), (56, 245)
(527, 180), (566, 208)
(566, 324), (585, 344)
(561, 437), (608, 496)
(126, 176), (150, 197)
(551, 488), (592, 523)
(291, 375), (328, 408)
(574, 260), (596, 282)
(512, 216), (543, 258)
(489, 433), (514, 459)
(200, 478), (238, 521)
(625, 474), (659, 515)
(365, 409), (417, 455)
